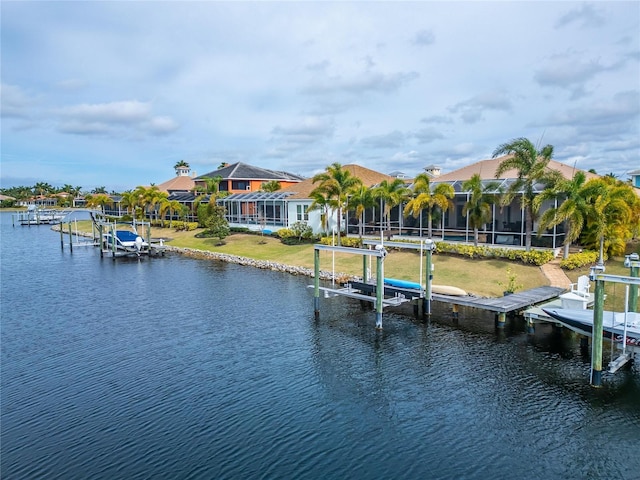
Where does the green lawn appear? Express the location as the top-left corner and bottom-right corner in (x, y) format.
(66, 221), (638, 303)
(164, 228), (546, 297)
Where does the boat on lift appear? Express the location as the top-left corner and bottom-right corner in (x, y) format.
(102, 224), (150, 257)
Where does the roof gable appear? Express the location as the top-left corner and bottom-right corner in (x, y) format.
(156, 175), (195, 193)
(196, 162), (305, 182)
(435, 155), (600, 183)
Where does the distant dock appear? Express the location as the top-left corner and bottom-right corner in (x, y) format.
(12, 208), (72, 226)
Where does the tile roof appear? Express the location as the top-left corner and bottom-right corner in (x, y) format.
(156, 175), (196, 193)
(435, 155), (600, 182)
(280, 164), (395, 200)
(196, 162), (305, 182)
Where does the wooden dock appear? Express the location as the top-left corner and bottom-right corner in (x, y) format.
(432, 286), (566, 314)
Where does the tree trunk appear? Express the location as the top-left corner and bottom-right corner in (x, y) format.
(427, 210), (433, 239)
(524, 207), (533, 251)
(474, 227), (479, 247)
(336, 207), (342, 246)
(598, 235), (605, 266)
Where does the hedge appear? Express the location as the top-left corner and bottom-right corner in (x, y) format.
(560, 250), (601, 270)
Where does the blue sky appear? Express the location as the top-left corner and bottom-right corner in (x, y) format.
(1, 1), (638, 192)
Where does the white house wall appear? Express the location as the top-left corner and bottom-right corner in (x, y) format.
(286, 200), (338, 235)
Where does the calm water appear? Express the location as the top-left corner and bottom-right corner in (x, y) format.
(1, 212), (639, 479)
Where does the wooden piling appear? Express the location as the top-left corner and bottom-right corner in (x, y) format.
(591, 277), (605, 387)
(375, 255), (383, 329)
(313, 248), (320, 317)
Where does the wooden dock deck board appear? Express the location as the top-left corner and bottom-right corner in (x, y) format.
(432, 286), (566, 314)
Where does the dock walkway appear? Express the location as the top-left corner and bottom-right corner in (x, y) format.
(433, 286), (566, 314)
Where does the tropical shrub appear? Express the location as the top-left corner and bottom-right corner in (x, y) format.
(290, 221), (313, 241)
(433, 241), (554, 265)
(560, 250), (600, 270)
(319, 236), (361, 248)
(276, 223), (315, 245)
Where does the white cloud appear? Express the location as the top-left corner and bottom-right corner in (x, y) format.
(0, 83), (37, 119)
(555, 4), (606, 29)
(1, 1), (637, 188)
(54, 100), (179, 137)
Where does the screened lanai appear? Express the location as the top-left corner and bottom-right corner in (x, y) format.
(218, 191), (294, 229)
(363, 177), (566, 248)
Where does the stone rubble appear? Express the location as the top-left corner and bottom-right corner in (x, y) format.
(165, 246), (358, 282)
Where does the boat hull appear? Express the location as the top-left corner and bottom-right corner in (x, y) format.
(543, 307), (640, 343)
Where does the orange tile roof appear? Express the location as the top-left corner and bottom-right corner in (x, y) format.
(281, 164), (395, 200)
(156, 175), (196, 193)
(435, 155), (600, 182)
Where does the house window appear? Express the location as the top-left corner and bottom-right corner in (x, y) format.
(231, 180), (250, 190)
(296, 205), (309, 221)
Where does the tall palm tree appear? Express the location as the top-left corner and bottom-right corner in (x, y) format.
(492, 137), (557, 251)
(349, 184), (376, 240)
(372, 178), (410, 240)
(462, 174), (498, 247)
(308, 186), (333, 235)
(581, 178), (639, 263)
(311, 163), (362, 246)
(174, 160), (190, 169)
(33, 182), (53, 197)
(403, 173), (455, 238)
(535, 170), (589, 259)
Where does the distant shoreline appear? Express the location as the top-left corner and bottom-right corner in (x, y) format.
(51, 224), (351, 281)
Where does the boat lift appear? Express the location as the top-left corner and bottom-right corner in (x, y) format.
(589, 253), (640, 386)
(311, 239), (436, 329)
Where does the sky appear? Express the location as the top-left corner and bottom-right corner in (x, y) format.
(1, 1), (639, 193)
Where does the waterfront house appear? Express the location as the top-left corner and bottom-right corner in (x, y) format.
(195, 162), (304, 194)
(420, 155), (601, 248)
(217, 164), (394, 234)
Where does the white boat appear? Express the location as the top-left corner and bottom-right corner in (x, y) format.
(542, 307), (640, 346)
(102, 225), (149, 256)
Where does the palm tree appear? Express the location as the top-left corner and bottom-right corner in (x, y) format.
(349, 184), (376, 240)
(403, 173), (455, 238)
(120, 190), (141, 218)
(492, 137), (557, 251)
(91, 186), (108, 194)
(159, 199), (186, 228)
(311, 163), (362, 246)
(308, 186), (333, 235)
(535, 171), (589, 259)
(33, 182), (53, 197)
(143, 186), (168, 223)
(202, 176), (223, 197)
(260, 180), (281, 192)
(60, 184), (74, 195)
(462, 174), (498, 247)
(581, 178), (640, 263)
(372, 179), (411, 240)
(174, 160), (190, 169)
(85, 193), (113, 214)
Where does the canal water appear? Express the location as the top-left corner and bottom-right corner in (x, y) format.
(1, 212), (639, 479)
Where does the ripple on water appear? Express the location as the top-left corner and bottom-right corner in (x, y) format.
(2, 215), (640, 479)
